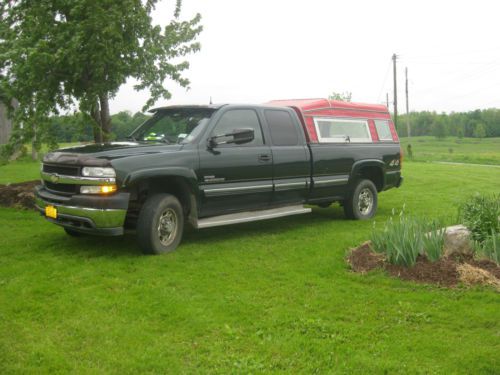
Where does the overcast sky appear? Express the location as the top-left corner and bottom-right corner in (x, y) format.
(109, 0), (500, 115)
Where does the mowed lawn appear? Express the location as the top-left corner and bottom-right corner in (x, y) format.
(1, 162), (499, 373)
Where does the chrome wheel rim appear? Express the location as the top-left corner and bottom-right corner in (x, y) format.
(358, 188), (374, 216)
(157, 208), (177, 246)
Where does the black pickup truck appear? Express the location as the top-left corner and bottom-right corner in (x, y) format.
(35, 99), (403, 254)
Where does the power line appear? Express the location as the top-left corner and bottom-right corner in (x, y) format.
(376, 59), (392, 102)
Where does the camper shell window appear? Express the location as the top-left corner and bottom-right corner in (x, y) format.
(313, 118), (372, 143)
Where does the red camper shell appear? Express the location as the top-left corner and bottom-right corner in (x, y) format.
(267, 98), (398, 144)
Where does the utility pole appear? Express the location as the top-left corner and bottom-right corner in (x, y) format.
(405, 67), (411, 138)
(386, 93), (389, 108)
(392, 53), (398, 129)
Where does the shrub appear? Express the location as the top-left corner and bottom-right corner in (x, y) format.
(0, 145), (7, 166)
(474, 230), (500, 264)
(458, 194), (500, 243)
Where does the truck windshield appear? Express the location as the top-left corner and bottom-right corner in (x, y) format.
(129, 108), (216, 144)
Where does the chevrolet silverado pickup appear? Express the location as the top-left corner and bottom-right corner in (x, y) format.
(35, 98), (403, 254)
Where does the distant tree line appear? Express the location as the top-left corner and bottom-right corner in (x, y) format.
(396, 109), (500, 139)
(48, 107), (500, 144)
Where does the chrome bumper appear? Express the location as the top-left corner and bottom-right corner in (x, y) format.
(35, 186), (128, 236)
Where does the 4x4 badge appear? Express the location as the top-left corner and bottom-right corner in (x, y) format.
(50, 173), (60, 184)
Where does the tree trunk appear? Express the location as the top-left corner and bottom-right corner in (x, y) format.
(91, 102), (102, 143)
(99, 94), (111, 142)
(31, 124), (38, 160)
(90, 94), (111, 143)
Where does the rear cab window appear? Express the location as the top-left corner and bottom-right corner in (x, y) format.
(265, 109), (300, 146)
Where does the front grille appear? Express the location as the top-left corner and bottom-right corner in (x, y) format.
(44, 181), (79, 195)
(43, 164), (80, 176)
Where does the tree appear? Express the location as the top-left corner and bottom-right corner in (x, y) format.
(473, 123), (487, 139)
(0, 0), (202, 147)
(431, 115), (447, 139)
(329, 91), (352, 102)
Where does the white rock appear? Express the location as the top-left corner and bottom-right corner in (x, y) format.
(443, 224), (472, 257)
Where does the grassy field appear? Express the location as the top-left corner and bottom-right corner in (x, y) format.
(1, 161), (499, 373)
(400, 136), (500, 165)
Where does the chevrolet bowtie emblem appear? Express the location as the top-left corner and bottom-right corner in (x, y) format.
(50, 173), (60, 184)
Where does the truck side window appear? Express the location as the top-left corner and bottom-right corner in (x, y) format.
(314, 118), (372, 143)
(265, 110), (299, 146)
(374, 120), (393, 141)
(213, 109), (264, 146)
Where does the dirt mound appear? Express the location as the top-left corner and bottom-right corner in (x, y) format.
(0, 180), (38, 209)
(348, 242), (500, 290)
(385, 256), (459, 287)
(346, 241), (385, 273)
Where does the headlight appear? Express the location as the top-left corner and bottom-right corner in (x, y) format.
(80, 185), (117, 194)
(81, 167), (116, 178)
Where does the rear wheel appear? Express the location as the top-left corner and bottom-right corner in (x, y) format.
(344, 179), (378, 220)
(137, 194), (184, 255)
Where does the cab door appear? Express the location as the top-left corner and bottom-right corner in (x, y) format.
(198, 108), (273, 217)
(264, 109), (310, 206)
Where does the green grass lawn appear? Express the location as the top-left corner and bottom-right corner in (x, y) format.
(0, 143), (79, 184)
(0, 160), (41, 184)
(400, 136), (500, 165)
(1, 162), (499, 373)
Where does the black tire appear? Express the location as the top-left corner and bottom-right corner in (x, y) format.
(137, 194), (184, 255)
(343, 179), (378, 220)
(64, 227), (85, 237)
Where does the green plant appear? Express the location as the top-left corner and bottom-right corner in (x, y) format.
(458, 193), (500, 243)
(0, 145), (8, 166)
(422, 220), (445, 262)
(474, 230), (500, 264)
(371, 210), (422, 267)
(372, 212), (447, 265)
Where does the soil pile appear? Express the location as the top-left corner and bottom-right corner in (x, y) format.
(0, 181), (38, 209)
(347, 241), (500, 290)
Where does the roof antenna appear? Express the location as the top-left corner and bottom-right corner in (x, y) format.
(209, 96), (213, 105)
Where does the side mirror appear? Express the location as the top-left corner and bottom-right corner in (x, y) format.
(208, 128), (255, 148)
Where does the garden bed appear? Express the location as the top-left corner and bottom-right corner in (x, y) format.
(0, 180), (38, 209)
(348, 241), (500, 290)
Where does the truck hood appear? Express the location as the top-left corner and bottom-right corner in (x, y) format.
(43, 142), (184, 166)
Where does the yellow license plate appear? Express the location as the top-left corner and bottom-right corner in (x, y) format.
(45, 205), (57, 219)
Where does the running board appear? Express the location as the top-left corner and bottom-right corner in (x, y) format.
(195, 205), (312, 229)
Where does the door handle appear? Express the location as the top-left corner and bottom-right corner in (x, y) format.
(258, 154), (272, 162)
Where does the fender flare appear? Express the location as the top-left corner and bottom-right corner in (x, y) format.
(123, 167), (201, 223)
(349, 159), (386, 187)
(124, 167), (197, 189)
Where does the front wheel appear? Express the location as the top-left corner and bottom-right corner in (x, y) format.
(137, 194), (184, 255)
(344, 179), (378, 220)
